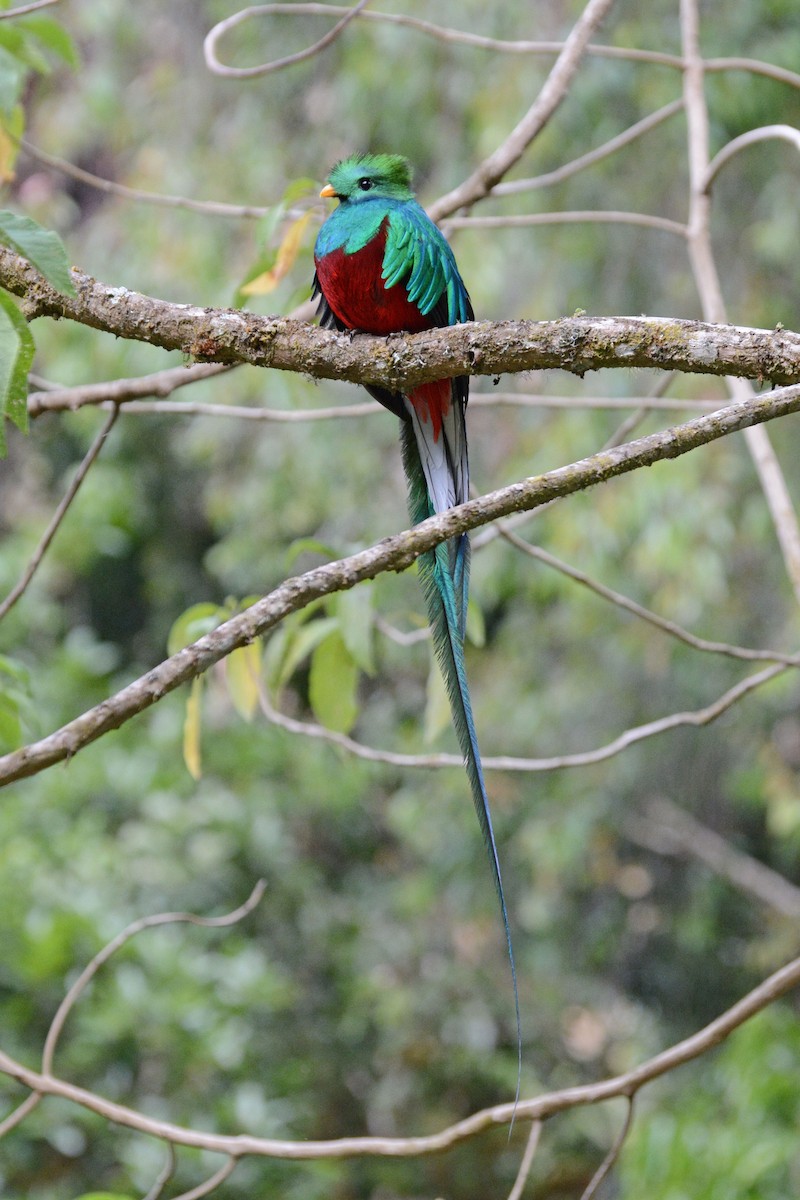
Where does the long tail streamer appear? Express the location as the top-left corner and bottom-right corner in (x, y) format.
(400, 421), (522, 1114)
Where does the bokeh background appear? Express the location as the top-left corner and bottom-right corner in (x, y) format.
(2, 1), (800, 1196)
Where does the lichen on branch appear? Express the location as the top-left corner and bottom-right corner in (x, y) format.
(2, 246), (800, 389)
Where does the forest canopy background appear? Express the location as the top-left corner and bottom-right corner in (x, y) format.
(1, 1), (800, 1198)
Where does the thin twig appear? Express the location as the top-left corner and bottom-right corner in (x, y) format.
(497, 531), (800, 667)
(429, 0), (618, 221)
(105, 393), (723, 420)
(681, 0), (800, 606)
(506, 1120), (542, 1200)
(259, 659), (787, 773)
(0, 0), (59, 17)
(374, 614), (429, 647)
(704, 123), (800, 192)
(1, 953), (798, 1155)
(445, 211), (687, 239)
(208, 4), (664, 65)
(170, 1157), (237, 1200)
(41, 882), (266, 1074)
(0, 406), (119, 624)
(705, 56), (800, 91)
(625, 797), (800, 918)
(579, 1097), (635, 1200)
(0, 1092), (41, 1140)
(493, 101), (685, 195)
(28, 362), (232, 417)
(113, 398), (383, 422)
(142, 1145), (177, 1200)
(204, 0), (370, 78)
(192, 4), (800, 91)
(19, 140), (271, 220)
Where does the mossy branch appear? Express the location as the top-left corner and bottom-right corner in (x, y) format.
(2, 246), (800, 389)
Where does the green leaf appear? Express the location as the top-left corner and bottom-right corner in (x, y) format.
(0, 285), (33, 456)
(423, 653), (451, 744)
(335, 584), (375, 674)
(285, 537), (338, 567)
(183, 676), (203, 780)
(225, 640), (262, 720)
(240, 211), (313, 296)
(72, 1193), (136, 1200)
(0, 103), (23, 182)
(0, 24), (48, 74)
(18, 16), (80, 68)
(465, 596), (486, 648)
(273, 616), (338, 692)
(167, 602), (223, 656)
(0, 210), (76, 295)
(282, 176), (317, 205)
(0, 44), (24, 117)
(309, 631), (359, 734)
(0, 691), (22, 750)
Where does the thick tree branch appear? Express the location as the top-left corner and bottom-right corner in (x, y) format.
(2, 248), (800, 387)
(2, 383), (800, 788)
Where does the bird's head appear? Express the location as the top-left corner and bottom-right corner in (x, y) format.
(319, 153), (414, 203)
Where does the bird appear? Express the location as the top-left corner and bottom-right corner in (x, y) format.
(313, 152), (521, 1094)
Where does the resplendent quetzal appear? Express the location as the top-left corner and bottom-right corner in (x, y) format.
(313, 152), (521, 1083)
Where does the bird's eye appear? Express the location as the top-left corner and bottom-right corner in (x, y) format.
(357, 178), (373, 191)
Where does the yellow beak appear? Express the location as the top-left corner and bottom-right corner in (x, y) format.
(319, 184), (336, 198)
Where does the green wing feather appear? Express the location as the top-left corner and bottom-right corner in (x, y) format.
(383, 204), (473, 324)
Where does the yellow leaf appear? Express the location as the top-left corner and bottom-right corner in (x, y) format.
(225, 640), (261, 720)
(183, 677), (203, 780)
(241, 210), (313, 296)
(0, 108), (23, 184)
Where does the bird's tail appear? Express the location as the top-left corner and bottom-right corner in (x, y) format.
(400, 414), (521, 1108)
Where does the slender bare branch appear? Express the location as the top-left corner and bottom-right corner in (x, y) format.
(507, 1121), (542, 1200)
(705, 56), (800, 90)
(681, 0), (800, 605)
(493, 101), (685, 195)
(170, 1157), (237, 1200)
(106, 393), (723, 422)
(1, 953), (798, 1155)
(498, 530), (800, 667)
(42, 882), (267, 1074)
(0, 1092), (41, 1140)
(78, 391), (720, 424)
(704, 124), (800, 192)
(580, 1098), (635, 1200)
(445, 211), (687, 238)
(429, 0), (617, 220)
(226, 5), (800, 94)
(625, 797), (800, 918)
(112, 398), (383, 422)
(28, 362), (231, 417)
(204, 0), (370, 78)
(196, 7), (800, 93)
(259, 654), (787, 773)
(0, 0), (59, 17)
(196, 4), (681, 66)
(19, 140), (272, 220)
(0, 406), (119, 624)
(142, 1145), (177, 1200)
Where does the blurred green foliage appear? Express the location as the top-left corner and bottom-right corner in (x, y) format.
(2, 1), (800, 1197)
